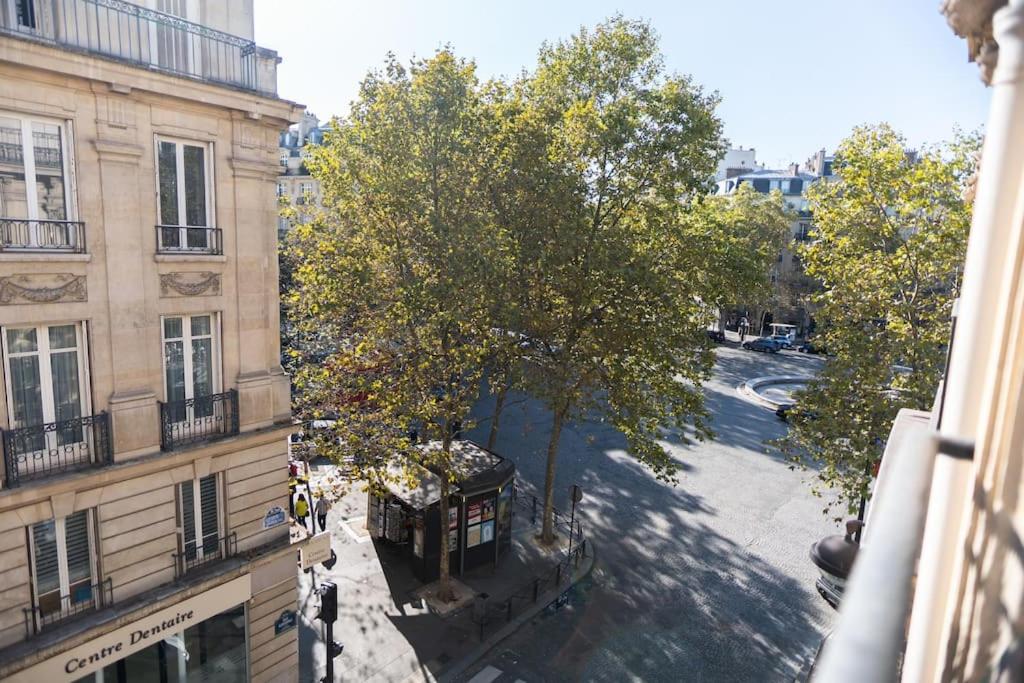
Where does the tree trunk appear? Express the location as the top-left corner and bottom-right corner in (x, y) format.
(437, 436), (455, 602)
(438, 473), (454, 602)
(487, 381), (510, 451)
(540, 403), (568, 545)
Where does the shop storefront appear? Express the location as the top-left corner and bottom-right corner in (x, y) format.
(9, 576), (252, 683)
(368, 440), (516, 582)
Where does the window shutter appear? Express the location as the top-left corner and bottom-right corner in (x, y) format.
(179, 480), (196, 558)
(31, 520), (60, 595)
(64, 511), (91, 585)
(199, 475), (219, 551)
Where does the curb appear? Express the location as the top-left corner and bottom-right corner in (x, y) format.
(438, 542), (598, 683)
(739, 375), (813, 411)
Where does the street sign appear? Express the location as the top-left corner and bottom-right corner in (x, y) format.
(301, 532), (332, 570)
(570, 485), (583, 504)
(274, 610), (297, 635)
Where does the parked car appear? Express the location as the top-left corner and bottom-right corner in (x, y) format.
(742, 337), (782, 353)
(706, 329), (726, 343)
(798, 341), (824, 354)
(769, 334), (794, 350)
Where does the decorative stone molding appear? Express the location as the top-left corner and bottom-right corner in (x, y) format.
(942, 0), (1007, 84)
(0, 273), (86, 304)
(94, 138), (144, 163)
(159, 271), (221, 297)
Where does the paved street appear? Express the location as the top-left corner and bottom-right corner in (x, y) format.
(457, 344), (835, 682)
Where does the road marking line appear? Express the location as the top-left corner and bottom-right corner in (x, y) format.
(467, 665), (503, 683)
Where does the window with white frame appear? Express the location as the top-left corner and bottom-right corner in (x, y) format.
(155, 137), (214, 252)
(161, 314), (218, 421)
(29, 509), (97, 625)
(0, 111), (78, 250)
(3, 324), (88, 444)
(177, 474), (221, 564)
(4, 0), (37, 30)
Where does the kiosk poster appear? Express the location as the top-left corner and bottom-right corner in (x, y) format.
(449, 527), (458, 549)
(467, 501), (482, 525)
(482, 499), (495, 521)
(449, 507), (458, 530)
(480, 520), (495, 543)
(466, 524), (482, 548)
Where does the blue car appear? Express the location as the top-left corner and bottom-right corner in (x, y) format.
(742, 337), (781, 353)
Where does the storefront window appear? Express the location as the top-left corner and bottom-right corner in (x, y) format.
(73, 604), (246, 683)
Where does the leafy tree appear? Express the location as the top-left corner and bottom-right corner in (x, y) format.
(681, 185), (792, 331)
(285, 51), (504, 600)
(505, 17), (728, 543)
(776, 124), (979, 512)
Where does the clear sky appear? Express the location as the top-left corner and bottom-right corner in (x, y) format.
(254, 0), (989, 169)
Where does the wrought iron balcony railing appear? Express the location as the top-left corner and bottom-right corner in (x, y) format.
(0, 0), (278, 94)
(155, 225), (223, 255)
(2, 412), (112, 487)
(23, 577), (112, 635)
(159, 389), (239, 451)
(0, 218), (86, 252)
(171, 532), (236, 580)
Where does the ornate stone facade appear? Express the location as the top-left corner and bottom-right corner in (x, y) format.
(159, 271), (221, 297)
(0, 273), (86, 304)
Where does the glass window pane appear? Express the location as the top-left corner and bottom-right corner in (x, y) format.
(165, 339), (185, 402)
(158, 141), (179, 226)
(0, 116), (28, 220)
(48, 325), (76, 350)
(190, 315), (210, 337)
(32, 123), (66, 221)
(31, 520), (60, 596)
(7, 327), (37, 353)
(9, 355), (43, 429)
(183, 604), (247, 681)
(51, 350), (82, 445)
(183, 145), (206, 227)
(163, 317), (182, 340)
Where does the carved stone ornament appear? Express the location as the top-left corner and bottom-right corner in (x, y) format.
(0, 273), (86, 305)
(160, 272), (221, 298)
(941, 0), (1008, 84)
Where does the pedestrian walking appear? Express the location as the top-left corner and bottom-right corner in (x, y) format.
(739, 316), (749, 342)
(316, 491), (330, 533)
(295, 493), (310, 533)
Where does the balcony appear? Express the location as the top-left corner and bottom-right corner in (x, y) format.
(1, 412), (112, 487)
(22, 578), (112, 635)
(0, 218), (86, 253)
(0, 0), (278, 95)
(159, 389), (239, 451)
(171, 532), (236, 580)
(155, 225), (222, 255)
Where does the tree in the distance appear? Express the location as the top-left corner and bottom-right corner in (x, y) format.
(775, 124), (979, 513)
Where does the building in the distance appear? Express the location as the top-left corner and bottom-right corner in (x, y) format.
(715, 146), (762, 181)
(716, 154), (834, 334)
(277, 112), (328, 235)
(0, 1), (302, 681)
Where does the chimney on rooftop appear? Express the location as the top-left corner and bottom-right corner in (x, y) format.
(789, 162), (800, 176)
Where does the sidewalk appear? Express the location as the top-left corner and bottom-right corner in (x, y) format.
(296, 462), (593, 683)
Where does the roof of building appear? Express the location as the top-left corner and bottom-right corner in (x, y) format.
(381, 440), (515, 510)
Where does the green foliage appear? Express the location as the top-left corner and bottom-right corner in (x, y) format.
(775, 124), (980, 513)
(284, 50), (505, 595)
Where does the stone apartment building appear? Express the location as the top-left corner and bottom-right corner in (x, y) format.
(0, 1), (302, 681)
(277, 111), (326, 236)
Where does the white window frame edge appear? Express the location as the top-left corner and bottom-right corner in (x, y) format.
(0, 109), (77, 225)
(159, 312), (222, 404)
(153, 135), (216, 232)
(26, 509), (99, 623)
(1, 321), (92, 430)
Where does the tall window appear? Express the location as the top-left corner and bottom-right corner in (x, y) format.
(156, 138), (213, 252)
(162, 314), (217, 422)
(29, 510), (96, 624)
(178, 475), (220, 562)
(3, 324), (87, 447)
(0, 112), (76, 249)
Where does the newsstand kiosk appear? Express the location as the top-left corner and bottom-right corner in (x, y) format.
(367, 440), (516, 582)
